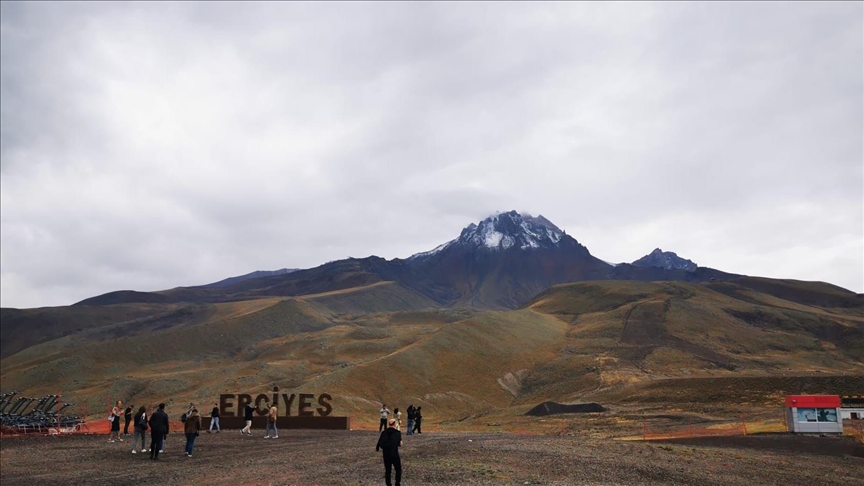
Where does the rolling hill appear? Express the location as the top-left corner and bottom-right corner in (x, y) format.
(2, 276), (861, 426)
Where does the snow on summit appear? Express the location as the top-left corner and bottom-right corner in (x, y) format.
(458, 211), (566, 251)
(409, 211), (567, 259)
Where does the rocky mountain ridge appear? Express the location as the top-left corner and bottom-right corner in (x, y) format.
(71, 211), (737, 309)
(632, 248), (698, 271)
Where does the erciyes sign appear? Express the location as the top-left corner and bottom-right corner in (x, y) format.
(219, 392), (333, 417)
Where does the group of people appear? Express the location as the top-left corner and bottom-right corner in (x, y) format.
(375, 403), (426, 486)
(378, 403), (422, 435)
(110, 401), (208, 459)
(109, 397), (416, 485)
(238, 401), (280, 438)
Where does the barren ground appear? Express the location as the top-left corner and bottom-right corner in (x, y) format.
(2, 429), (862, 485)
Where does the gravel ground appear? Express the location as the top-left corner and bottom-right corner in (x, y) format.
(1, 430), (862, 485)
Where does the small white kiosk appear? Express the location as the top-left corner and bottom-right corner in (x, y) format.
(785, 395), (843, 434)
(841, 395), (864, 420)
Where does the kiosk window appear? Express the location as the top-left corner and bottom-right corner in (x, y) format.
(817, 408), (837, 423)
(797, 408), (837, 422)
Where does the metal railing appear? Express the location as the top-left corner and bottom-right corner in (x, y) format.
(0, 391), (84, 435)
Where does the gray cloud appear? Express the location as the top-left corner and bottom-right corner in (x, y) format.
(1, 2), (861, 308)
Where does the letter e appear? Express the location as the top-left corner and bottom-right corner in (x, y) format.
(298, 394), (314, 416)
(220, 394), (236, 417)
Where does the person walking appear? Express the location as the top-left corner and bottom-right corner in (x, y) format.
(184, 407), (202, 457)
(208, 402), (221, 433)
(264, 404), (279, 439)
(148, 403), (169, 460)
(108, 401), (123, 442)
(413, 407), (422, 435)
(406, 405), (415, 436)
(241, 402), (255, 435)
(123, 404), (134, 436)
(376, 418), (403, 486)
(131, 406), (149, 454)
(378, 404), (390, 432)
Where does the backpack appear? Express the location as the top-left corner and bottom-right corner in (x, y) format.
(180, 412), (187, 423)
(138, 414), (147, 428)
(107, 414), (114, 423)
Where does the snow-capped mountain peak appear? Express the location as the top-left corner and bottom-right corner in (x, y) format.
(409, 211), (568, 261)
(458, 211), (565, 250)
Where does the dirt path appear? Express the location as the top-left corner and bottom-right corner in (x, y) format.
(658, 433), (864, 458)
(2, 430), (863, 485)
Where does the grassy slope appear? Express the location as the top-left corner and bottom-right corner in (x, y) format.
(0, 282), (443, 416)
(0, 304), (176, 359)
(521, 280), (864, 413)
(2, 278), (862, 426)
(303, 310), (568, 422)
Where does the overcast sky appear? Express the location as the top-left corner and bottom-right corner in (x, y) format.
(1, 2), (862, 308)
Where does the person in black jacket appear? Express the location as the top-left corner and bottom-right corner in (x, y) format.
(240, 403), (255, 435)
(148, 403), (170, 460)
(405, 405), (415, 436)
(123, 404), (133, 435)
(131, 406), (148, 454)
(376, 419), (403, 486)
(413, 407), (422, 434)
(208, 402), (221, 433)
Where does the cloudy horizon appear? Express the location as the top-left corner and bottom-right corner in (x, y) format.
(1, 2), (862, 308)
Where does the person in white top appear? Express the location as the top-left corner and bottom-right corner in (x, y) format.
(393, 408), (402, 431)
(379, 404), (390, 432)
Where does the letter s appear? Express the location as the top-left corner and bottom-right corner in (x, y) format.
(317, 393), (332, 416)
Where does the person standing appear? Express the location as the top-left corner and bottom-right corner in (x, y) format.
(393, 408), (402, 431)
(184, 407), (201, 457)
(406, 405), (415, 436)
(123, 404), (133, 436)
(131, 406), (148, 454)
(265, 404), (279, 439)
(108, 401), (123, 442)
(182, 402), (194, 423)
(379, 404), (390, 432)
(241, 402), (255, 435)
(148, 403), (169, 460)
(208, 402), (221, 433)
(376, 419), (403, 486)
(413, 407), (422, 435)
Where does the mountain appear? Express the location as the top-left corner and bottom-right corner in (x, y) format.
(632, 248), (698, 271)
(409, 211), (569, 257)
(201, 268), (300, 288)
(4, 210), (863, 428)
(404, 211), (614, 308)
(70, 211), (739, 309)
